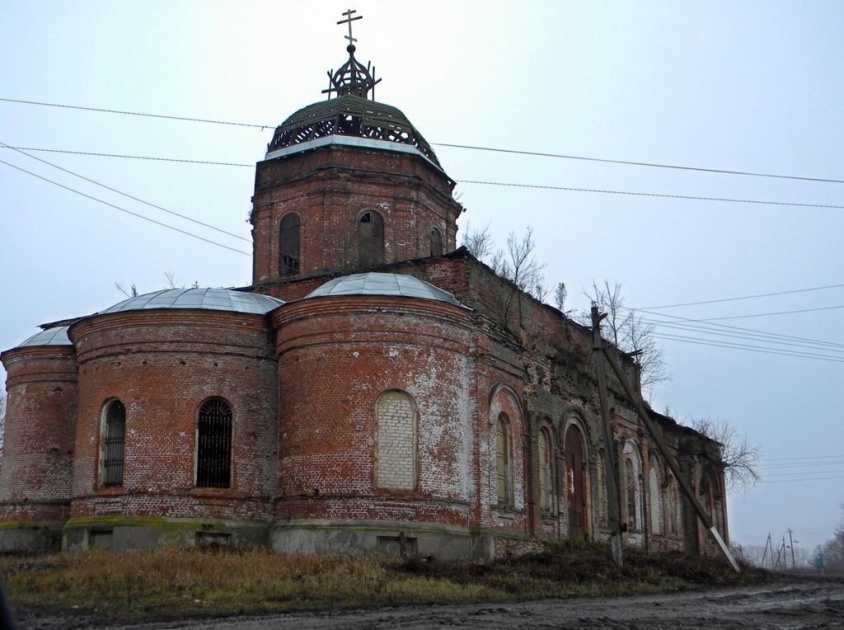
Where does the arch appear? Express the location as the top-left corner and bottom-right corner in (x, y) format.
(537, 426), (555, 514)
(564, 423), (587, 539)
(358, 210), (384, 268)
(196, 398), (233, 489)
(496, 413), (513, 506)
(375, 390), (417, 490)
(279, 213), (301, 276)
(429, 227), (444, 257)
(648, 454), (663, 536)
(665, 475), (681, 537)
(101, 399), (126, 486)
(622, 440), (643, 532)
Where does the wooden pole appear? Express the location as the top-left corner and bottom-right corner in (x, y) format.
(597, 330), (740, 573)
(591, 306), (624, 567)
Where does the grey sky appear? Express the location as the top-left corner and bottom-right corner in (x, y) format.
(2, 0), (843, 552)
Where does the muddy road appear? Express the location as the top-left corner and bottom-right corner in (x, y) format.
(21, 578), (844, 630)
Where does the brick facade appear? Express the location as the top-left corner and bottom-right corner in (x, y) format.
(0, 85), (728, 559)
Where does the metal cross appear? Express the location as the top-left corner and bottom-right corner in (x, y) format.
(337, 9), (362, 45)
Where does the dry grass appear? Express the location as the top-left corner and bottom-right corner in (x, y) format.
(0, 542), (773, 625)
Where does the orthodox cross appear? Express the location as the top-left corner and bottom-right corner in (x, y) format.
(338, 9), (362, 46)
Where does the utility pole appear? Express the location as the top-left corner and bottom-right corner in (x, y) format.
(592, 311), (740, 573)
(788, 528), (797, 569)
(591, 306), (623, 567)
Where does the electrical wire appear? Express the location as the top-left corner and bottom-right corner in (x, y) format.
(4, 147), (844, 212)
(0, 158), (250, 256)
(4, 97), (844, 185)
(636, 283), (844, 310)
(0, 142), (250, 243)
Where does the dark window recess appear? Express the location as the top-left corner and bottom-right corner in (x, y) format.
(430, 227), (443, 256)
(102, 400), (126, 486)
(376, 534), (417, 557)
(279, 213), (301, 276)
(358, 211), (384, 268)
(196, 399), (233, 488)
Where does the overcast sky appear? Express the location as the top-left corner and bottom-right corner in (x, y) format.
(2, 1), (843, 554)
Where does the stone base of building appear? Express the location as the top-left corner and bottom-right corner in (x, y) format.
(62, 517), (271, 551)
(0, 521), (65, 554)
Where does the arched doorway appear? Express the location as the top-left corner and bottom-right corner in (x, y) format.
(564, 424), (586, 539)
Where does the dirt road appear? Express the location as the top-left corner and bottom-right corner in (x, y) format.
(21, 579), (844, 630)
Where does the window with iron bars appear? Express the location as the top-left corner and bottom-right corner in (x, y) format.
(102, 400), (126, 486)
(196, 398), (232, 489)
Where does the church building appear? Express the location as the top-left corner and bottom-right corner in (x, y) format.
(0, 16), (728, 560)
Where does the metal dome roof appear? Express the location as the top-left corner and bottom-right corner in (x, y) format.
(265, 95), (442, 168)
(100, 288), (284, 316)
(306, 273), (463, 306)
(16, 326), (72, 348)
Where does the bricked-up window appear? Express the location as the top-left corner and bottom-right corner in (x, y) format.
(496, 413), (513, 506)
(375, 391), (416, 489)
(358, 210), (384, 268)
(649, 458), (663, 535)
(430, 227), (443, 257)
(196, 398), (232, 489)
(622, 441), (643, 531)
(279, 213), (301, 276)
(538, 429), (554, 513)
(102, 400), (126, 486)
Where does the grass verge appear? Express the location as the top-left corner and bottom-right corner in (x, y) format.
(0, 542), (773, 625)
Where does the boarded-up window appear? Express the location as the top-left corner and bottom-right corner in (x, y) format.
(196, 398), (232, 489)
(430, 227), (443, 257)
(102, 400), (126, 486)
(358, 211), (384, 268)
(376, 391), (416, 489)
(279, 213), (301, 276)
(496, 413), (512, 506)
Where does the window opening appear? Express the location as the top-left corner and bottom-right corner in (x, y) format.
(102, 400), (126, 486)
(197, 398), (232, 488)
(496, 413), (512, 506)
(279, 213), (301, 276)
(430, 227), (443, 257)
(358, 210), (384, 268)
(538, 429), (553, 513)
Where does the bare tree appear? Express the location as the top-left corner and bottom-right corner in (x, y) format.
(115, 282), (138, 298)
(490, 227), (546, 301)
(583, 280), (669, 393)
(688, 416), (761, 490)
(460, 223), (494, 261)
(553, 282), (568, 313)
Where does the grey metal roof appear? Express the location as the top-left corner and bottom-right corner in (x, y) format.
(17, 326), (72, 348)
(100, 288), (284, 316)
(306, 273), (463, 306)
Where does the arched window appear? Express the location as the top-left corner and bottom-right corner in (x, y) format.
(496, 413), (512, 506)
(665, 478), (681, 536)
(101, 400), (126, 486)
(358, 210), (384, 268)
(375, 391), (416, 489)
(279, 213), (301, 276)
(564, 423), (587, 538)
(196, 398), (232, 489)
(538, 428), (554, 513)
(429, 227), (443, 257)
(648, 458), (663, 535)
(622, 441), (643, 532)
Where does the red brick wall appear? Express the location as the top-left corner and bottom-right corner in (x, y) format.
(251, 145), (463, 284)
(0, 347), (77, 521)
(272, 296), (476, 527)
(68, 310), (278, 521)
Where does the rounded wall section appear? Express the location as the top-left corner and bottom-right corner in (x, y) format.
(272, 296), (475, 531)
(67, 310), (278, 524)
(0, 346), (77, 524)
(252, 144), (463, 284)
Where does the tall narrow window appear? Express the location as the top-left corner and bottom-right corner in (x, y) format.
(279, 213), (301, 276)
(196, 398), (232, 489)
(649, 462), (663, 535)
(375, 391), (416, 489)
(622, 441), (643, 532)
(358, 210), (384, 268)
(102, 400), (126, 486)
(429, 227), (443, 257)
(538, 429), (554, 513)
(496, 413), (512, 506)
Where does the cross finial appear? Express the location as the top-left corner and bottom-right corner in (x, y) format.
(338, 9), (362, 46)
